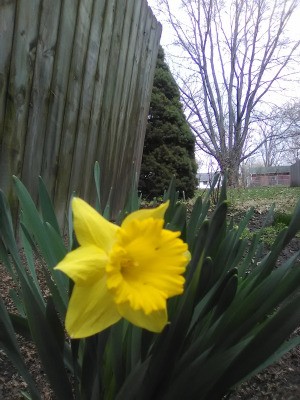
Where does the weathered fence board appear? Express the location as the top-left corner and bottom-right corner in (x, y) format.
(68, 0), (106, 201)
(40, 0), (80, 201)
(0, 0), (161, 228)
(22, 0), (62, 199)
(81, 0), (117, 201)
(1, 0), (42, 200)
(0, 1), (16, 196)
(54, 0), (94, 224)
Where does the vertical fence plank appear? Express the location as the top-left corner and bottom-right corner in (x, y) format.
(1, 0), (41, 202)
(133, 10), (162, 176)
(82, 0), (117, 202)
(95, 0), (128, 209)
(98, 0), (135, 211)
(108, 0), (148, 212)
(21, 0), (62, 203)
(112, 2), (161, 213)
(68, 0), (107, 201)
(0, 1), (16, 196)
(53, 0), (94, 224)
(40, 0), (80, 199)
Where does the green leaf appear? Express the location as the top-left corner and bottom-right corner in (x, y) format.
(19, 221), (67, 316)
(0, 190), (23, 270)
(20, 281), (73, 399)
(94, 161), (102, 213)
(13, 177), (67, 283)
(103, 186), (113, 220)
(38, 177), (60, 235)
(186, 196), (202, 248)
(204, 201), (228, 258)
(185, 220), (209, 283)
(45, 297), (66, 356)
(0, 192), (45, 311)
(9, 313), (31, 340)
(166, 203), (187, 234)
(115, 358), (150, 400)
(210, 294), (300, 399)
(283, 197), (300, 246)
(0, 297), (40, 399)
(213, 273), (238, 319)
(124, 173), (141, 215)
(163, 177), (179, 223)
(9, 288), (26, 317)
(162, 339), (250, 400)
(68, 193), (75, 251)
(232, 335), (300, 391)
(206, 252), (300, 353)
(80, 331), (110, 400)
(0, 238), (18, 286)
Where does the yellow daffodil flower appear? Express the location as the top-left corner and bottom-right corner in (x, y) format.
(55, 198), (190, 338)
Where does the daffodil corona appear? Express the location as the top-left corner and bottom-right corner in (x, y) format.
(55, 198), (190, 338)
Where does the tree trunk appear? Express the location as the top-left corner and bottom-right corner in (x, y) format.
(218, 153), (240, 187)
(227, 163), (240, 187)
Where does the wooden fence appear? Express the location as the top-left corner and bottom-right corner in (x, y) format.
(0, 0), (161, 227)
(290, 159), (300, 186)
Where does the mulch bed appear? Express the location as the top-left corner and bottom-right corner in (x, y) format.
(0, 211), (300, 399)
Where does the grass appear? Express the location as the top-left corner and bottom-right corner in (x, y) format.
(195, 185), (300, 246)
(226, 186), (300, 214)
(225, 186), (300, 245)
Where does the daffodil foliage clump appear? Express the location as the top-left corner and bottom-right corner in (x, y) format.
(1, 169), (300, 400)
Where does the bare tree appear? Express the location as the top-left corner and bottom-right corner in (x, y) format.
(260, 133), (284, 167)
(257, 100), (300, 165)
(156, 0), (300, 185)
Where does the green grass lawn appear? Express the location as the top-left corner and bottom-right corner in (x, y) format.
(225, 186), (300, 244)
(226, 186), (300, 214)
(195, 186), (300, 245)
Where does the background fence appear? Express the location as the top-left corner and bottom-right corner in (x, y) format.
(0, 0), (161, 227)
(290, 159), (300, 186)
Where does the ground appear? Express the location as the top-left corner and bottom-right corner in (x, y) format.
(0, 207), (300, 399)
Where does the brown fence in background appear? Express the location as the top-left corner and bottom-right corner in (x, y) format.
(0, 0), (161, 227)
(291, 159), (300, 187)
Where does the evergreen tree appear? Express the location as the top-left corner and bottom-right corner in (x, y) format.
(139, 46), (198, 198)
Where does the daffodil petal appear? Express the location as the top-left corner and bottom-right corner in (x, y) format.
(72, 198), (119, 253)
(66, 277), (121, 338)
(55, 246), (107, 285)
(122, 201), (169, 228)
(117, 302), (168, 333)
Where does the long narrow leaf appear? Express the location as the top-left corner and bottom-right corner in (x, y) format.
(21, 281), (73, 399)
(38, 177), (60, 235)
(0, 297), (40, 399)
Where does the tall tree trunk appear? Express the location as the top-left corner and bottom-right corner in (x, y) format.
(218, 152), (240, 187)
(227, 163), (240, 187)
